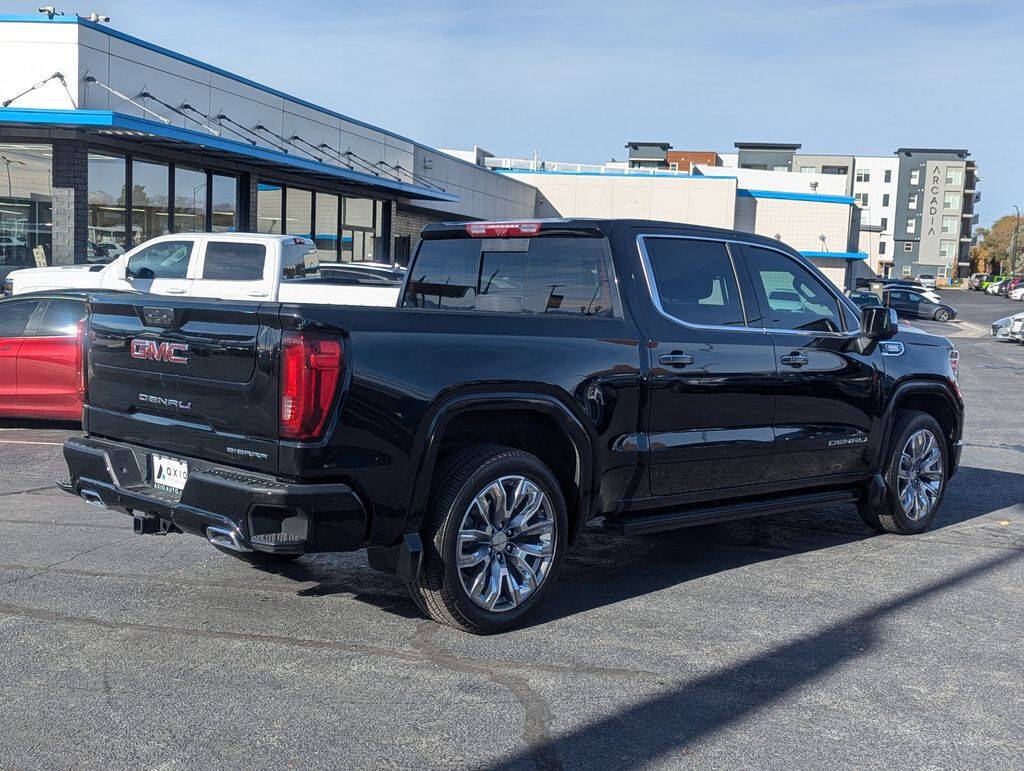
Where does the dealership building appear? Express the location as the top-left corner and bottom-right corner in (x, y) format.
(0, 14), (536, 277)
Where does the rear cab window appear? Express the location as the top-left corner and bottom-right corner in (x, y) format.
(404, 236), (617, 317)
(202, 242), (267, 281)
(281, 240), (319, 279)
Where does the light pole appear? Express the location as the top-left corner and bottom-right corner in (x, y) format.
(1, 155), (27, 197)
(1010, 205), (1021, 276)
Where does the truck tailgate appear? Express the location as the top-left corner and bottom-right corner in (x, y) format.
(85, 295), (281, 474)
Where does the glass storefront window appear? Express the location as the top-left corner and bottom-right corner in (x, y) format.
(173, 166), (206, 233)
(256, 183), (281, 233)
(0, 143), (52, 268)
(88, 153), (128, 259)
(285, 188), (311, 237)
(345, 197), (374, 228)
(211, 175), (237, 232)
(131, 159), (169, 245)
(314, 193), (339, 262)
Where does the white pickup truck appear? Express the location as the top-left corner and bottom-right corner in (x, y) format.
(3, 233), (402, 307)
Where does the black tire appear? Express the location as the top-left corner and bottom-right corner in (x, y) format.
(409, 445), (567, 634)
(934, 308), (950, 322)
(213, 545), (302, 565)
(858, 410), (948, 535)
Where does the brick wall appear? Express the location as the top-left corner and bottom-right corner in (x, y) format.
(392, 205), (452, 264)
(51, 139), (88, 265)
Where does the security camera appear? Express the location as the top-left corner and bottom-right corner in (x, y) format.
(38, 6), (64, 18)
(87, 12), (110, 22)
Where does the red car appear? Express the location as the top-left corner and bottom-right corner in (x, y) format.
(0, 291), (87, 421)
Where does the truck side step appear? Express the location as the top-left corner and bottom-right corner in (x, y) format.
(604, 488), (860, 536)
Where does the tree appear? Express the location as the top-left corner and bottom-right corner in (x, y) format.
(972, 213), (1024, 275)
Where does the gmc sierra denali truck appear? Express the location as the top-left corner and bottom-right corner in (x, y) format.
(61, 219), (964, 633)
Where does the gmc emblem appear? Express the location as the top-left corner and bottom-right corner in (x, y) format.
(130, 339), (189, 364)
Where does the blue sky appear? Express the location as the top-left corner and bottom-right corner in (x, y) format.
(3, 0), (1020, 225)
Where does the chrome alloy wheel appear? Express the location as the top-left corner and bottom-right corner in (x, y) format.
(897, 429), (944, 521)
(456, 476), (556, 612)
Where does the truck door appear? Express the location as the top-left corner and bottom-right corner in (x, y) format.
(14, 298), (85, 414)
(634, 233), (778, 498)
(190, 238), (274, 301)
(121, 238), (197, 297)
(736, 243), (881, 482)
(0, 299), (40, 410)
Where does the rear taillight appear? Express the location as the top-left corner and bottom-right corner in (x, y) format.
(76, 318), (87, 398)
(280, 332), (343, 441)
(465, 221), (542, 238)
(948, 348), (961, 398)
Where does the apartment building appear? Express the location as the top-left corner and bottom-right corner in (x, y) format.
(892, 148), (978, 282)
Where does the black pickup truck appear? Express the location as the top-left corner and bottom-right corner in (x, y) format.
(62, 219), (963, 633)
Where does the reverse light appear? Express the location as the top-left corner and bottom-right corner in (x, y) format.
(948, 348), (961, 398)
(280, 333), (343, 441)
(465, 221), (542, 238)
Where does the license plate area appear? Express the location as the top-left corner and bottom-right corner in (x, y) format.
(151, 454), (189, 493)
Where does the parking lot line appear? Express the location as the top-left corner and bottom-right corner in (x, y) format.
(0, 440), (63, 446)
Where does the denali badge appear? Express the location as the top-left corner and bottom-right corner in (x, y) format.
(139, 393), (192, 411)
(828, 437), (868, 447)
(131, 339), (188, 364)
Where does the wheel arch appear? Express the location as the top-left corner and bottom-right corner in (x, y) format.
(405, 392), (597, 547)
(878, 381), (962, 473)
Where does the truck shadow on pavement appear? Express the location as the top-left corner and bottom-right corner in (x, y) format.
(485, 548), (1024, 771)
(266, 466), (1022, 627)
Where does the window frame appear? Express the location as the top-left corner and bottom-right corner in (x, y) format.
(634, 234), (859, 335)
(736, 242), (855, 336)
(636, 234), (750, 331)
(402, 235), (623, 320)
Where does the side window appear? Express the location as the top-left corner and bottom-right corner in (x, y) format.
(202, 242), (267, 281)
(643, 237), (744, 326)
(0, 300), (40, 337)
(743, 246), (843, 333)
(35, 300), (85, 336)
(282, 241), (318, 278)
(126, 240), (194, 280)
(404, 237), (616, 316)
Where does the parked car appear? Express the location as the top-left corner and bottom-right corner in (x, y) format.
(991, 314), (1021, 339)
(0, 290), (94, 421)
(1009, 315), (1024, 342)
(847, 290), (882, 308)
(918, 274), (937, 289)
(999, 276), (1024, 297)
(61, 218), (964, 633)
(968, 273), (990, 291)
(882, 288), (957, 321)
(6, 233), (401, 307)
(1009, 285), (1024, 301)
(984, 277), (1009, 294)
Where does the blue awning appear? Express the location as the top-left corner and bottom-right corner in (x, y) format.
(0, 107), (458, 203)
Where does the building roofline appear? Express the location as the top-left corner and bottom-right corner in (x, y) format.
(625, 141), (672, 149)
(894, 147), (970, 157)
(0, 14), (444, 159)
(734, 142), (802, 150)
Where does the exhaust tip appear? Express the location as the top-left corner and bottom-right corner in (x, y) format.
(80, 489), (106, 509)
(206, 526), (252, 553)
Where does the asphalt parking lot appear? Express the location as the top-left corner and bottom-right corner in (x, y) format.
(1, 287), (1022, 768)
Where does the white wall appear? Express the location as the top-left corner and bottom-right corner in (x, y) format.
(853, 156), (900, 274)
(0, 21), (80, 109)
(740, 195), (854, 253)
(493, 171), (737, 229)
(694, 164), (848, 196)
(413, 148), (537, 220)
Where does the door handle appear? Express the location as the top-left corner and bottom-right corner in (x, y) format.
(780, 352), (809, 368)
(165, 288), (187, 295)
(247, 291), (269, 297)
(658, 352), (694, 368)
